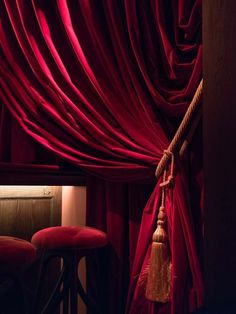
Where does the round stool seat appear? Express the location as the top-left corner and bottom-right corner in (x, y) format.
(0, 236), (36, 271)
(31, 226), (108, 250)
(31, 226), (108, 314)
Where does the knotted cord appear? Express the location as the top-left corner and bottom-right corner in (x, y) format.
(155, 79), (203, 180)
(146, 79), (203, 303)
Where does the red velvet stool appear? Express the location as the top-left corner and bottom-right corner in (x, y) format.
(31, 226), (108, 314)
(0, 236), (36, 314)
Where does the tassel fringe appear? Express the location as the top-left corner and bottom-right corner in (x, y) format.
(145, 206), (171, 303)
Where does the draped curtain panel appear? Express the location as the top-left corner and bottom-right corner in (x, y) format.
(0, 1), (203, 313)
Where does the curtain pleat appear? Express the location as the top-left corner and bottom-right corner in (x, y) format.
(0, 1), (203, 313)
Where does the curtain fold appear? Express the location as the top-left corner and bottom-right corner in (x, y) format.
(0, 1), (203, 313)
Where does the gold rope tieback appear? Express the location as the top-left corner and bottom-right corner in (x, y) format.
(146, 80), (203, 303)
(155, 79), (203, 180)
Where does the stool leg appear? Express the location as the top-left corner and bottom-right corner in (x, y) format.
(62, 288), (69, 314)
(76, 256), (102, 314)
(76, 278), (102, 314)
(43, 255), (76, 314)
(32, 250), (51, 313)
(69, 254), (78, 314)
(33, 252), (71, 314)
(41, 264), (67, 314)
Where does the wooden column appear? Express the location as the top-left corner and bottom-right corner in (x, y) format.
(203, 1), (236, 310)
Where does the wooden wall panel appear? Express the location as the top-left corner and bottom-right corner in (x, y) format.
(0, 186), (61, 241)
(0, 186), (62, 313)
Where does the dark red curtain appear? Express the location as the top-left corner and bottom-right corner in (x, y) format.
(0, 1), (203, 313)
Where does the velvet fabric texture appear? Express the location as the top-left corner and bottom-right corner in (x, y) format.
(0, 236), (36, 270)
(0, 1), (203, 313)
(31, 226), (108, 250)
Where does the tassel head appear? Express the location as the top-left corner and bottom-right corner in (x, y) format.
(145, 206), (171, 303)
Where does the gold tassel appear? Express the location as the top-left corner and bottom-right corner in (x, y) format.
(146, 158), (174, 303)
(145, 205), (171, 302)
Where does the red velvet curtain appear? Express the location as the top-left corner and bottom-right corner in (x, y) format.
(0, 1), (203, 313)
